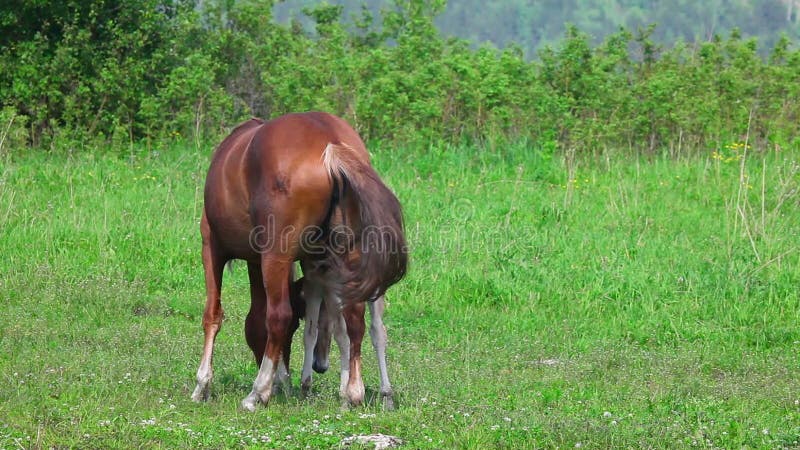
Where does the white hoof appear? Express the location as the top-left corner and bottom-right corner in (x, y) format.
(346, 383), (365, 407)
(241, 391), (268, 411)
(191, 383), (210, 402)
(381, 392), (395, 411)
(301, 376), (313, 397)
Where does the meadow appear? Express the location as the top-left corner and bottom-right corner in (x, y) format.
(0, 140), (798, 448)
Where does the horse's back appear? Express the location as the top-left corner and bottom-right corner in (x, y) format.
(251, 112), (367, 164)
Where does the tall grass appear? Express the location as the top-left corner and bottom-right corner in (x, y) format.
(0, 141), (798, 448)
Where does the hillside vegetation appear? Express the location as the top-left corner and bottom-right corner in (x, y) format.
(1, 0), (800, 155)
(278, 0), (800, 55)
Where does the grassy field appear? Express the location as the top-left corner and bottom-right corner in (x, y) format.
(0, 140), (798, 448)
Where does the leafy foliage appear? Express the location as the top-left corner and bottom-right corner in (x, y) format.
(1, 0), (800, 154)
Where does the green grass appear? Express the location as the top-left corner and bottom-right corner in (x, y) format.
(0, 141), (798, 448)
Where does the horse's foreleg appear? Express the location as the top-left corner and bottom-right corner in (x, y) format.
(191, 221), (225, 402)
(369, 296), (394, 410)
(342, 302), (366, 407)
(241, 257), (292, 411)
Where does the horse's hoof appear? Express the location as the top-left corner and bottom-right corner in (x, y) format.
(346, 384), (365, 407)
(342, 395), (364, 409)
(301, 377), (312, 397)
(382, 395), (395, 411)
(241, 392), (265, 411)
(191, 384), (210, 402)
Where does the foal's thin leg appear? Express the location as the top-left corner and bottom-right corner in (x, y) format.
(276, 277), (303, 396)
(241, 257), (293, 411)
(300, 282), (323, 395)
(369, 296), (394, 410)
(191, 218), (225, 402)
(343, 302), (367, 406)
(331, 303), (351, 402)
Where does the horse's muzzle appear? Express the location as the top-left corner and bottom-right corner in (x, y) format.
(312, 358), (329, 374)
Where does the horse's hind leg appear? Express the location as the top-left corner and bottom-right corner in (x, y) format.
(342, 302), (367, 406)
(241, 256), (293, 411)
(369, 296), (394, 410)
(277, 275), (304, 396)
(191, 215), (225, 402)
(329, 300), (351, 402)
(245, 263), (267, 365)
(249, 265), (293, 396)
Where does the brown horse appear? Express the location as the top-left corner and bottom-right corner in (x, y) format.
(190, 112), (407, 410)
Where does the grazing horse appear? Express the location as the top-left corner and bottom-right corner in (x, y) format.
(291, 277), (395, 409)
(190, 112), (407, 410)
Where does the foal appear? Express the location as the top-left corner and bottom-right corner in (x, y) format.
(289, 277), (395, 409)
(190, 112), (407, 410)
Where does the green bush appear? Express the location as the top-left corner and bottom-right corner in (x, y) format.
(2, 0), (800, 154)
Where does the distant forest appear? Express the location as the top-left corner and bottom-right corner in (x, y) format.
(275, 0), (800, 55)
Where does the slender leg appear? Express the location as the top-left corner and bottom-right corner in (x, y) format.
(276, 276), (304, 396)
(369, 296), (394, 410)
(244, 263), (267, 366)
(241, 256), (293, 411)
(300, 281), (323, 395)
(274, 357), (290, 396)
(191, 214), (225, 402)
(342, 302), (366, 406)
(286, 276), (305, 372)
(331, 305), (351, 402)
(270, 272), (304, 397)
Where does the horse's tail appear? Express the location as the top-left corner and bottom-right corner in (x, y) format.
(322, 142), (408, 305)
